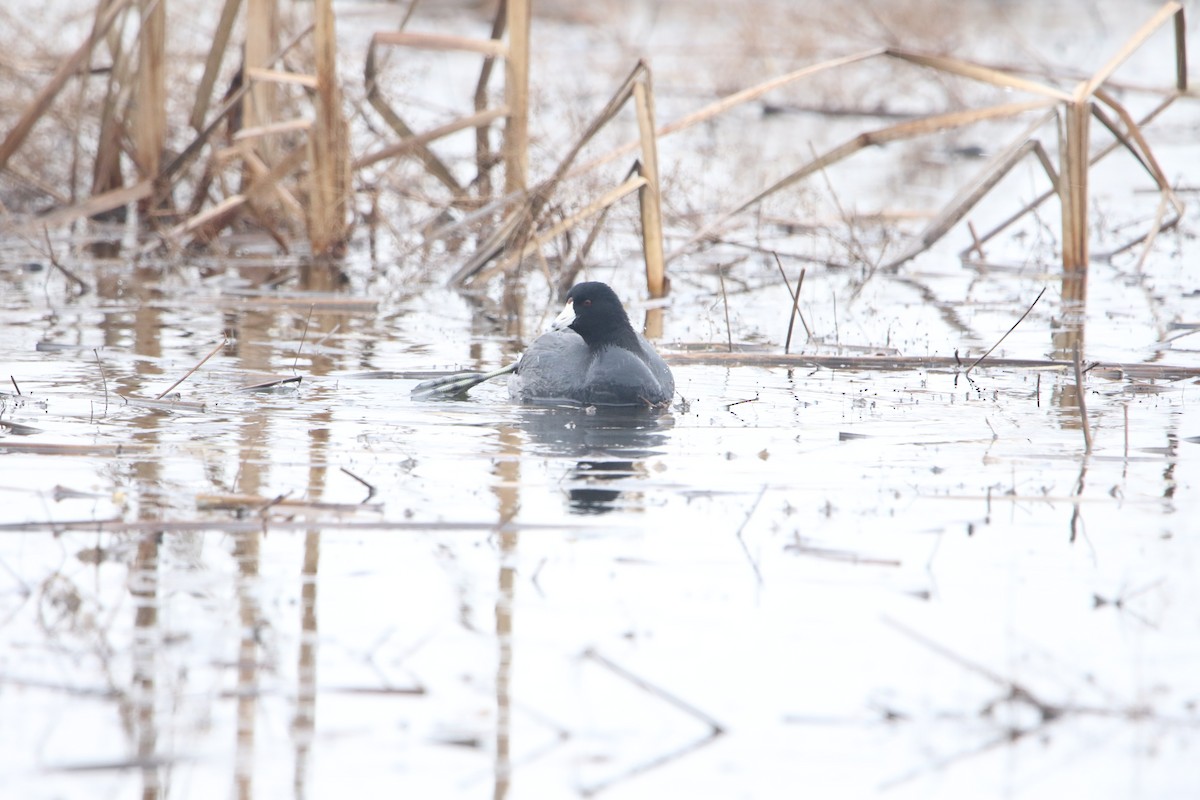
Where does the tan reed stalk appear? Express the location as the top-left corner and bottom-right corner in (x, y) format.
(244, 0), (278, 161)
(884, 111), (1057, 270)
(669, 99), (1056, 264)
(455, 62), (651, 284)
(307, 0), (351, 257)
(1059, 101), (1090, 300)
(470, 174), (648, 284)
(132, 0), (167, 183)
(504, 0), (530, 194)
(364, 35), (463, 193)
(633, 65), (667, 298)
(354, 107), (508, 172)
(0, 0), (134, 171)
(190, 0), (242, 131)
(960, 96), (1178, 259)
(474, 1), (508, 197)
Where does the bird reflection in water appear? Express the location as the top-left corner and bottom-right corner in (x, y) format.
(514, 405), (674, 515)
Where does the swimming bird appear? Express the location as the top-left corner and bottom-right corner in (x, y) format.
(509, 281), (674, 407)
(411, 282), (673, 408)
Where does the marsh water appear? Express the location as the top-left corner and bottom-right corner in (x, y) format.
(4, 0), (1200, 798)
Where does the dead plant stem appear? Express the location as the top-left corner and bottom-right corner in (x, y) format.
(966, 287), (1046, 374)
(772, 252), (809, 354)
(295, 305), (314, 373)
(717, 265), (732, 353)
(155, 337), (227, 400)
(42, 227), (89, 295)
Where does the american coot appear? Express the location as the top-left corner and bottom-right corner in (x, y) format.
(509, 282), (674, 408)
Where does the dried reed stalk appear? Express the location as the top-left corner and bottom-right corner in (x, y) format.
(474, 1), (508, 196)
(1059, 101), (1090, 295)
(960, 96), (1178, 258)
(364, 35), (463, 193)
(0, 0), (134, 171)
(190, 0), (242, 131)
(662, 352), (1200, 381)
(454, 62), (655, 285)
(26, 182), (153, 231)
(307, 0), (352, 257)
(633, 66), (666, 298)
(371, 30), (508, 56)
(670, 3), (1187, 280)
(884, 111), (1057, 270)
(354, 106), (508, 171)
(133, 0), (167, 182)
(244, 0), (279, 161)
(504, 0), (531, 194)
(471, 173), (648, 284)
(245, 67), (320, 89)
(669, 98), (1057, 262)
(90, 14), (136, 203)
(574, 48), (885, 178)
(240, 146), (304, 221)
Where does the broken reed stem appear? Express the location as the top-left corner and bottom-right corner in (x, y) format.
(1073, 341), (1093, 454)
(787, 268), (807, 355)
(339, 466), (377, 503)
(155, 337), (227, 400)
(965, 286), (1047, 374)
(94, 348), (109, 414)
(10, 376), (21, 396)
(717, 265), (733, 353)
(42, 226), (90, 295)
(771, 252), (809, 355)
(354, 106), (508, 171)
(294, 304), (314, 373)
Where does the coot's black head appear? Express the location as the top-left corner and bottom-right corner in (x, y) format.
(552, 282), (640, 351)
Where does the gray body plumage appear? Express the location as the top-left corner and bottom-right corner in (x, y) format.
(509, 327), (674, 407)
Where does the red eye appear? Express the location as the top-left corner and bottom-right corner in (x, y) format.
(582, 299), (592, 307)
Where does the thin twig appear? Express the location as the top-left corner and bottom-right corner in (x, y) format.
(42, 226), (90, 295)
(294, 304), (314, 373)
(154, 337), (227, 400)
(726, 393), (759, 410)
(1073, 341), (1093, 454)
(10, 376), (20, 396)
(94, 349), (108, 414)
(965, 286), (1046, 374)
(772, 252), (812, 355)
(808, 141), (878, 293)
(717, 264), (733, 353)
(339, 466), (377, 503)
